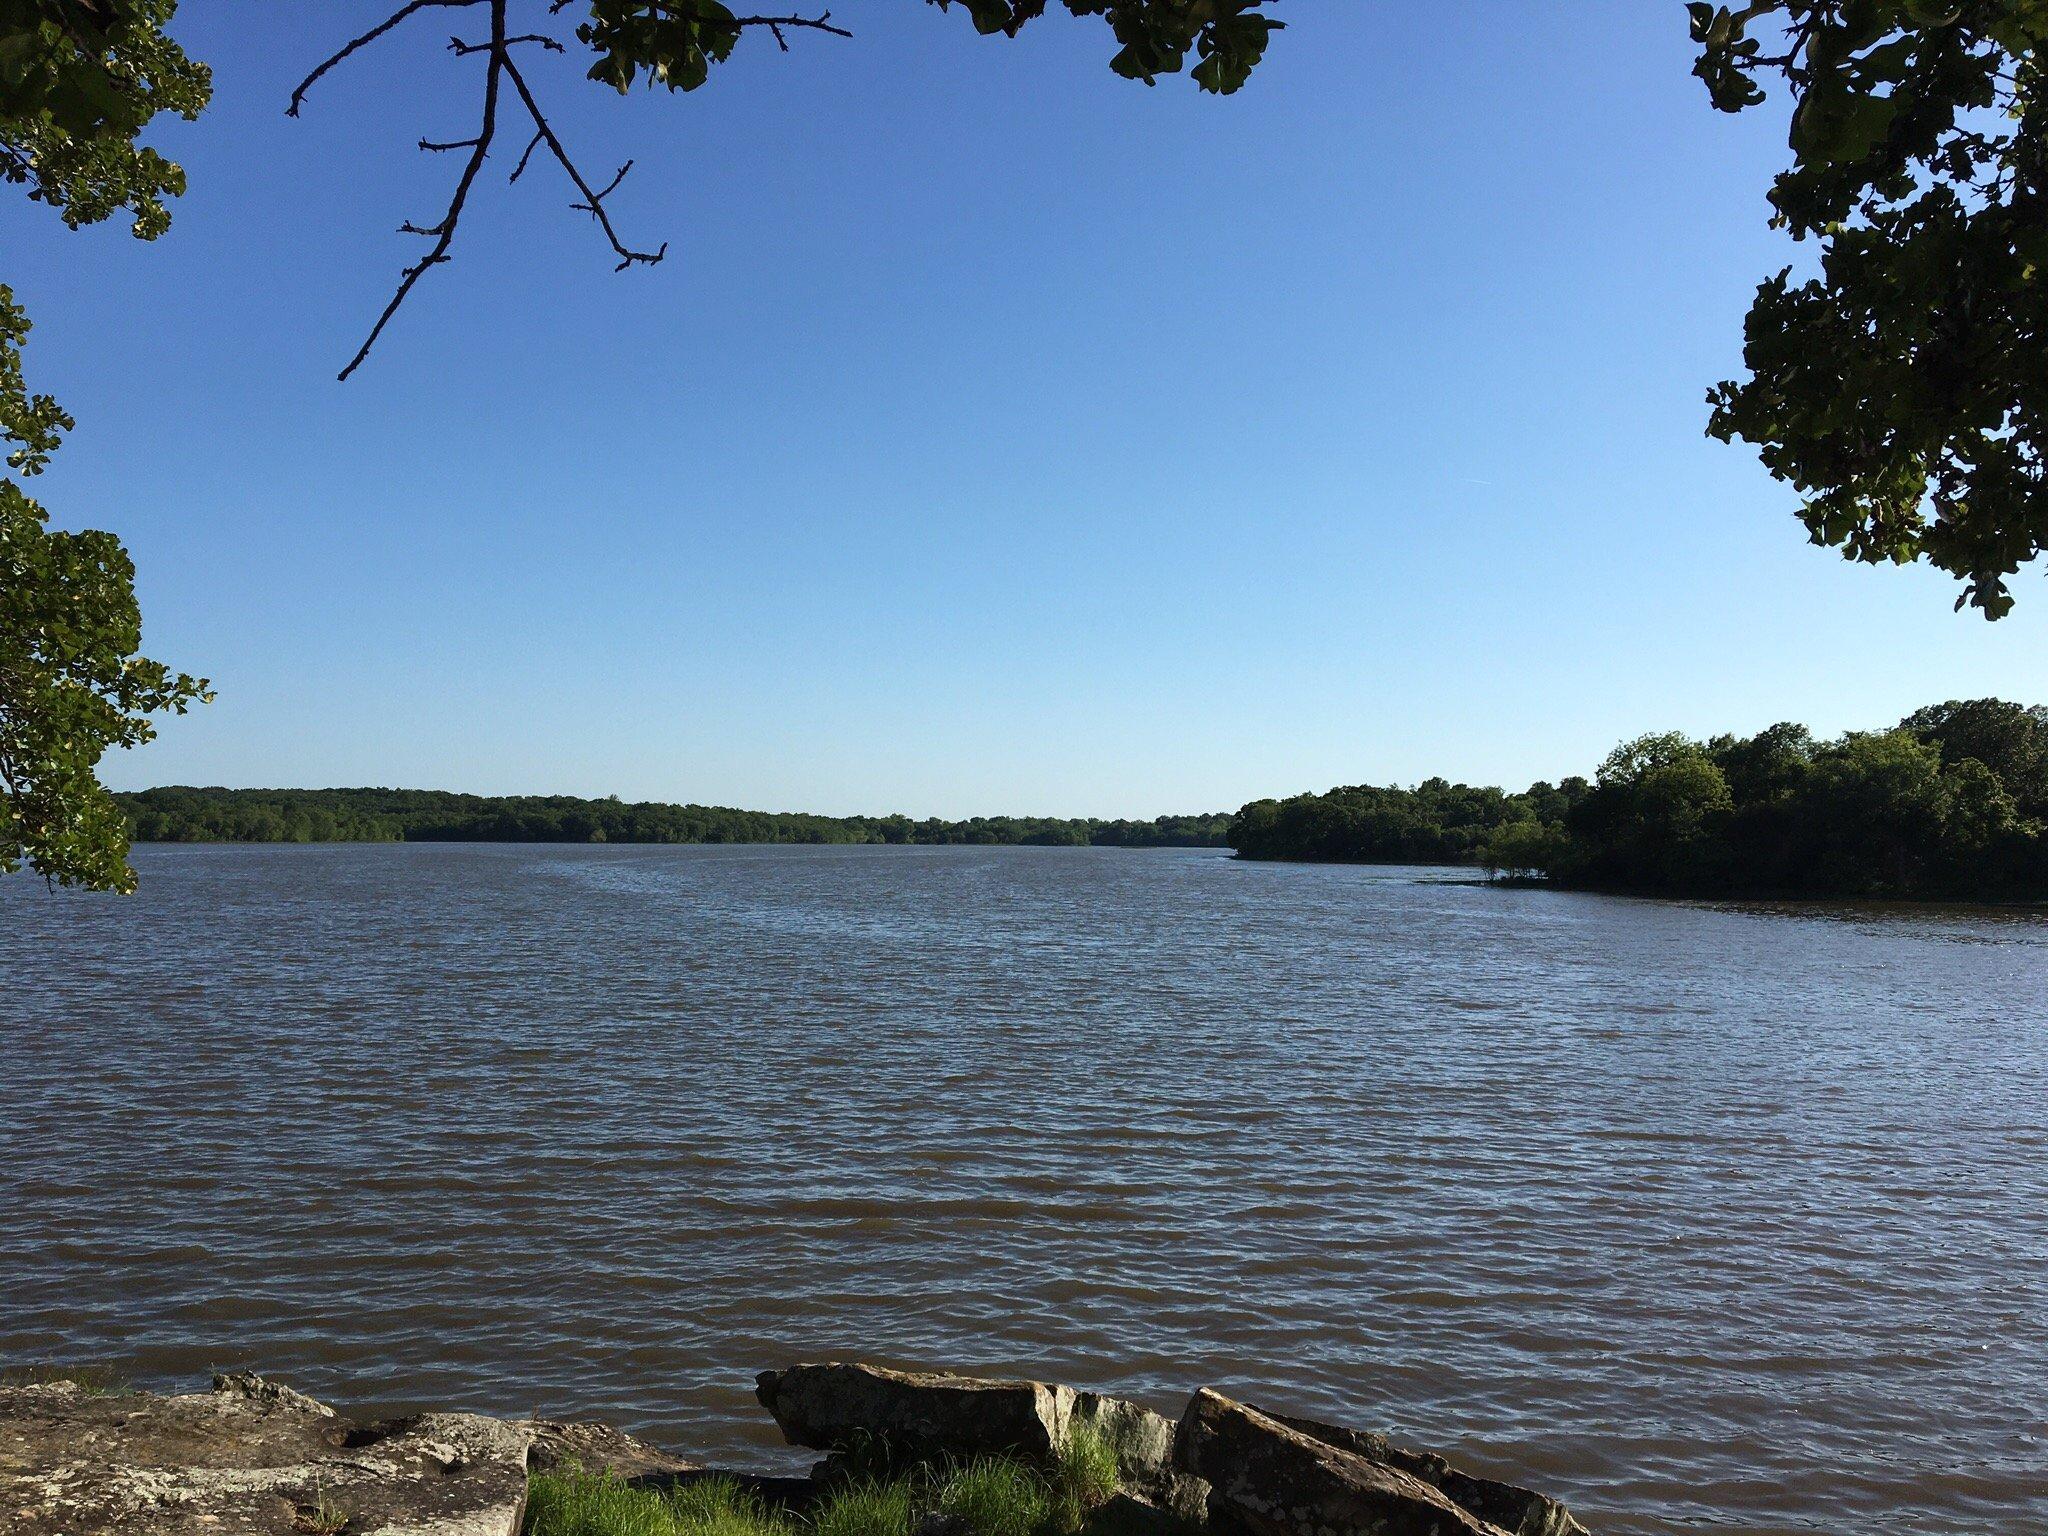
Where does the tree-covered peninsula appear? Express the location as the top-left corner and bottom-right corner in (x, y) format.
(1228, 699), (2048, 902)
(117, 787), (1229, 850)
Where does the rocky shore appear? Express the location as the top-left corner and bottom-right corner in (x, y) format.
(0, 1363), (1590, 1536)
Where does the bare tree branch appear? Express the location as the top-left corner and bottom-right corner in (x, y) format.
(543, 0), (852, 44)
(296, 0), (852, 375)
(509, 128), (546, 184)
(499, 50), (667, 271)
(450, 32), (564, 55)
(288, 0), (483, 118)
(337, 0), (507, 379)
(583, 159), (635, 203)
(727, 11), (850, 43)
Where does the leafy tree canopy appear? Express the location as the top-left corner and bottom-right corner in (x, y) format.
(0, 0), (209, 233)
(115, 786), (1233, 850)
(1237, 698), (2048, 902)
(2, 0), (210, 891)
(1691, 1), (2048, 615)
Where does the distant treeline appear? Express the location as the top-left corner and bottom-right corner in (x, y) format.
(118, 787), (1230, 850)
(1228, 699), (2048, 901)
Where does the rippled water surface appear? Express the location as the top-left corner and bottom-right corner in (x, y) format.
(4, 844), (2046, 1534)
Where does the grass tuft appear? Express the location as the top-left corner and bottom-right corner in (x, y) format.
(526, 1447), (1122, 1536)
(524, 1471), (677, 1536)
(291, 1473), (350, 1534)
(1049, 1424), (1120, 1529)
(525, 1471), (794, 1536)
(810, 1478), (915, 1536)
(668, 1475), (790, 1536)
(935, 1459), (1054, 1536)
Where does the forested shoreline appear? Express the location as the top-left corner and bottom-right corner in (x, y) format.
(115, 699), (2048, 900)
(1227, 699), (2048, 901)
(117, 787), (1230, 849)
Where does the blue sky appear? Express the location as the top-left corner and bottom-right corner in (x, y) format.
(9, 2), (2047, 817)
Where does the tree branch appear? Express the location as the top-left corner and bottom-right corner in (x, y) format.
(337, 0), (506, 379)
(499, 51), (667, 272)
(450, 32), (564, 55)
(300, 0), (849, 375)
(727, 11), (851, 43)
(288, 0), (484, 118)
(509, 128), (546, 183)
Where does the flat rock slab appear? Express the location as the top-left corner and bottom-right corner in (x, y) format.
(756, 1363), (1206, 1526)
(1176, 1390), (1522, 1536)
(0, 1374), (530, 1536)
(1257, 1409), (1586, 1536)
(527, 1419), (698, 1482)
(758, 1363), (1075, 1466)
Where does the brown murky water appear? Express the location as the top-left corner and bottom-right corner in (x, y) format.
(3, 843), (2045, 1534)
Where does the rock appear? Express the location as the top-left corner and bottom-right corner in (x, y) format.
(1069, 1392), (1174, 1490)
(1174, 1389), (1527, 1536)
(526, 1418), (699, 1481)
(1068, 1392), (1209, 1525)
(757, 1363), (1075, 1468)
(756, 1364), (1212, 1527)
(1257, 1409), (1587, 1536)
(0, 1373), (531, 1535)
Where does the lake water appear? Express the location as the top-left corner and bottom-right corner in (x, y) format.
(3, 843), (2045, 1534)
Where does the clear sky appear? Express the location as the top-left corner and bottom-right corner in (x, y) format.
(9, 2), (2047, 818)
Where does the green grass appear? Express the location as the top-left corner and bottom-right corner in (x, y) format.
(291, 1474), (350, 1535)
(524, 1472), (791, 1536)
(935, 1459), (1055, 1536)
(525, 1440), (1125, 1536)
(1049, 1425), (1120, 1529)
(809, 1479), (914, 1536)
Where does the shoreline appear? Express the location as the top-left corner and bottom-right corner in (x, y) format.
(0, 1362), (1591, 1536)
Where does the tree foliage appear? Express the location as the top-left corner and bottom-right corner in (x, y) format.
(1, 2), (210, 890)
(1692, 1), (2048, 614)
(0, 0), (209, 232)
(1233, 699), (2048, 901)
(1229, 776), (1591, 866)
(115, 786), (1232, 849)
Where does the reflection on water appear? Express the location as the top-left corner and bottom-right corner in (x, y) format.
(3, 844), (2045, 1536)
